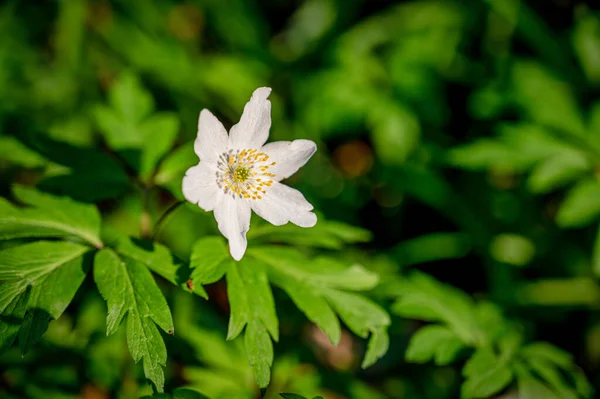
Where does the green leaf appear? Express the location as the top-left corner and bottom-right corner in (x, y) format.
(0, 185), (102, 248)
(593, 223), (600, 277)
(114, 236), (204, 297)
(139, 114), (179, 180)
(446, 139), (529, 172)
(94, 248), (174, 392)
(109, 71), (154, 124)
(226, 259), (278, 388)
(155, 141), (197, 198)
(21, 133), (130, 202)
(556, 179), (600, 228)
(0, 287), (30, 353)
(0, 135), (48, 168)
(461, 348), (513, 399)
(324, 289), (390, 368)
(249, 246), (390, 366)
(280, 394), (307, 399)
(515, 364), (561, 399)
(391, 232), (471, 267)
(520, 342), (573, 368)
(405, 325), (464, 365)
(520, 342), (592, 398)
(189, 236), (230, 288)
(526, 152), (590, 194)
(248, 218), (372, 250)
(141, 388), (210, 399)
(368, 102), (420, 165)
(362, 327), (390, 368)
(511, 61), (586, 136)
(525, 357), (578, 399)
(93, 71), (179, 181)
(392, 272), (480, 345)
(0, 241), (89, 353)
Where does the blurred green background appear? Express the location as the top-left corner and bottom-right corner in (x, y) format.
(1, 0), (600, 398)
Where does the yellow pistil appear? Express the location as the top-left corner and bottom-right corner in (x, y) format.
(215, 148), (278, 200)
(233, 167), (250, 183)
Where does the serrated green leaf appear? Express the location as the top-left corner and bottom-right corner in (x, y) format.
(226, 260), (249, 341)
(226, 260), (278, 388)
(518, 375), (561, 399)
(0, 288), (30, 353)
(325, 289), (389, 339)
(190, 236), (230, 288)
(556, 179), (600, 228)
(526, 152), (590, 194)
(94, 248), (174, 392)
(435, 334), (465, 366)
(0, 185), (102, 247)
(405, 325), (460, 364)
(525, 357), (578, 399)
(0, 241), (89, 353)
(362, 327), (389, 368)
(0, 135), (48, 168)
(392, 272), (480, 345)
(473, 301), (506, 346)
(18, 308), (49, 355)
(520, 342), (573, 367)
(279, 394), (307, 399)
(325, 289), (390, 368)
(275, 280), (341, 346)
(244, 319), (273, 388)
(93, 71), (179, 180)
(249, 246), (389, 364)
(571, 367), (594, 398)
(461, 348), (513, 399)
(248, 218), (372, 249)
(115, 236), (204, 297)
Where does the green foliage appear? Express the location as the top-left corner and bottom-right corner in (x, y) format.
(0, 0), (598, 398)
(394, 272), (592, 398)
(0, 185), (102, 247)
(188, 236), (390, 387)
(94, 248), (173, 392)
(93, 71), (180, 182)
(0, 241), (89, 354)
(280, 394), (324, 399)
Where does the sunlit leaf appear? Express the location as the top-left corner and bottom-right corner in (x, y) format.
(94, 248), (174, 392)
(0, 241), (89, 353)
(556, 179), (600, 228)
(0, 185), (102, 248)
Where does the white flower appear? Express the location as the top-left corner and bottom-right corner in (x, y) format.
(182, 87), (317, 260)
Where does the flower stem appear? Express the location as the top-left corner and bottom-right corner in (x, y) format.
(151, 200), (185, 240)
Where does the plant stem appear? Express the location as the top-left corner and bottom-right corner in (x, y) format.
(151, 200), (185, 240)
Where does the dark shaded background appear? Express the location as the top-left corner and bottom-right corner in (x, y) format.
(1, 0), (600, 398)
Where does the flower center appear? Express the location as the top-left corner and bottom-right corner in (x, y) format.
(216, 148), (276, 200)
(233, 166), (250, 183)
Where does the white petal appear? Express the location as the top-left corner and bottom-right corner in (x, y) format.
(228, 87), (272, 151)
(194, 109), (228, 163)
(182, 162), (222, 211)
(250, 182), (316, 227)
(261, 139), (317, 181)
(214, 195), (251, 260)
